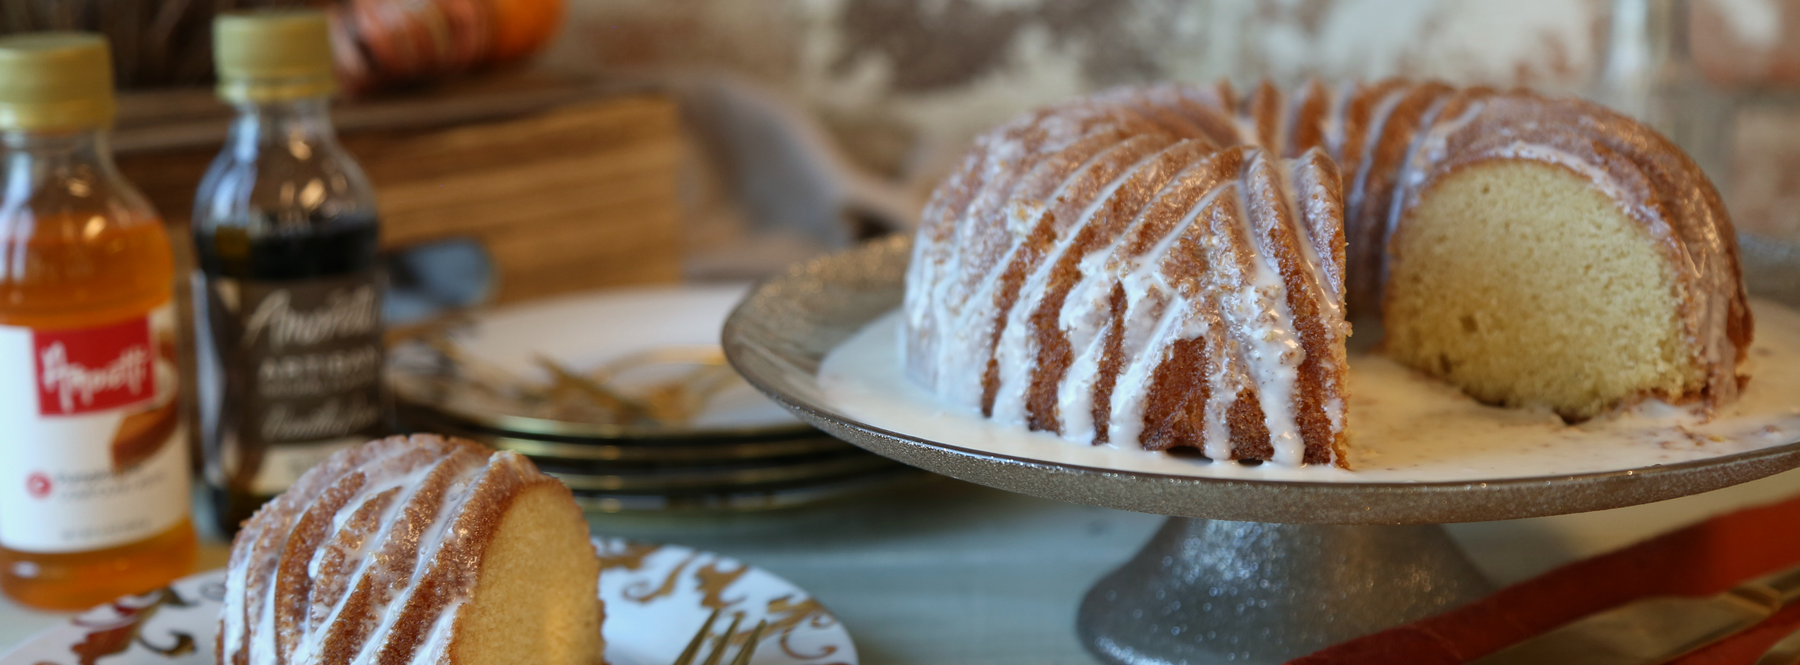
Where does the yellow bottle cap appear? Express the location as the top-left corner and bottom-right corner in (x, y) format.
(214, 9), (338, 103)
(0, 33), (116, 132)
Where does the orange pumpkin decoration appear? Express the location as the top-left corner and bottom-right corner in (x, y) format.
(487, 0), (563, 63)
(324, 0), (562, 94)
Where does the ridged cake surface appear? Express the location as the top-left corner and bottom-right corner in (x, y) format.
(902, 79), (1751, 466)
(217, 434), (604, 665)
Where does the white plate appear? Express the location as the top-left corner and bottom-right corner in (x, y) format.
(0, 538), (857, 665)
(392, 283), (803, 432)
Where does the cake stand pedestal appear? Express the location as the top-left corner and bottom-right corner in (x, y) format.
(1077, 519), (1492, 664)
(722, 236), (1800, 665)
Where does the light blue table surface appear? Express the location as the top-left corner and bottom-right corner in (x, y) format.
(5, 470), (1800, 664)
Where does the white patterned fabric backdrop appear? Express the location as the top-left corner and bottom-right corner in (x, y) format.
(544, 0), (1800, 241)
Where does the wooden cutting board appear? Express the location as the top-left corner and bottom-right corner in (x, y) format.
(114, 71), (685, 304)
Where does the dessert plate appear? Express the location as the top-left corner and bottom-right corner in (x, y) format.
(723, 235), (1800, 524)
(0, 538), (858, 665)
(389, 282), (812, 440)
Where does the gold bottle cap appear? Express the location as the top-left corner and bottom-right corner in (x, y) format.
(0, 33), (116, 132)
(214, 9), (338, 103)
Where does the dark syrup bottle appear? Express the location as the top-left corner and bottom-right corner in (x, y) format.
(192, 10), (388, 534)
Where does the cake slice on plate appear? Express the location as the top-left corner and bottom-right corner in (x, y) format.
(217, 434), (604, 665)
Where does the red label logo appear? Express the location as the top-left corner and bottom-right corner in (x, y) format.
(25, 472), (51, 499)
(33, 317), (155, 416)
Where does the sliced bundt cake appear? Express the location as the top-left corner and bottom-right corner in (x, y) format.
(217, 434), (604, 665)
(902, 79), (1751, 466)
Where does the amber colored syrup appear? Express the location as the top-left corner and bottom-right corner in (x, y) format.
(0, 214), (197, 611)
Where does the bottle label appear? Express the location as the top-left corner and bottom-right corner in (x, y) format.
(243, 436), (364, 496)
(197, 271), (385, 496)
(0, 305), (190, 553)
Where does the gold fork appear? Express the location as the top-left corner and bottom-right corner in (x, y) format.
(1757, 624), (1800, 665)
(672, 608), (769, 665)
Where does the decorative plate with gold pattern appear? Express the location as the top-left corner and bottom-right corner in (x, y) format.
(0, 538), (857, 665)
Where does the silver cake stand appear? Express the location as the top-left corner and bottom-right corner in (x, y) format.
(721, 234), (1800, 664)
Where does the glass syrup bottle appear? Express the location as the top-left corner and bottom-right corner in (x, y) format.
(0, 33), (197, 611)
(193, 10), (387, 535)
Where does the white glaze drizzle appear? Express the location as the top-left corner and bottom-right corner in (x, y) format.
(1319, 81), (1355, 155)
(922, 139), (1106, 405)
(914, 85), (1338, 463)
(1343, 85), (1410, 216)
(1102, 184), (1232, 449)
(1054, 155), (1223, 443)
(220, 445), (528, 665)
(339, 459), (481, 664)
(990, 144), (1184, 425)
(928, 135), (1156, 409)
(1291, 153), (1347, 320)
(1225, 163), (1308, 466)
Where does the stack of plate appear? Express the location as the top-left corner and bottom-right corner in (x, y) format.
(388, 284), (921, 513)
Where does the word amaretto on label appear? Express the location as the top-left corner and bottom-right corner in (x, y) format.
(0, 305), (191, 553)
(197, 272), (385, 497)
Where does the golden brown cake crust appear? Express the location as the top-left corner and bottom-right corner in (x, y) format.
(217, 434), (600, 665)
(901, 78), (1750, 466)
(1398, 91), (1751, 411)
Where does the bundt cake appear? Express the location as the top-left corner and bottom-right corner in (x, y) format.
(901, 79), (1752, 467)
(217, 434), (604, 665)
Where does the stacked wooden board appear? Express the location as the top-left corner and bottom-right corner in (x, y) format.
(113, 72), (684, 303)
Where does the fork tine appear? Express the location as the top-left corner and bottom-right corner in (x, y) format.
(727, 620), (769, 665)
(672, 608), (722, 665)
(700, 613), (744, 665)
(1756, 624), (1800, 665)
